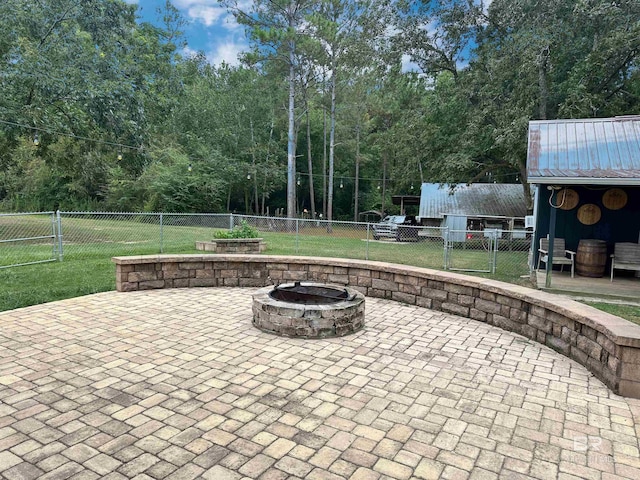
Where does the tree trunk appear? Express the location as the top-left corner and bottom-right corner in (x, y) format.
(381, 152), (387, 215)
(286, 33), (296, 219)
(262, 116), (274, 216)
(306, 109), (316, 219)
(327, 63), (337, 226)
(354, 122), (360, 222)
(250, 118), (259, 215)
(518, 160), (532, 212)
(322, 73), (327, 220)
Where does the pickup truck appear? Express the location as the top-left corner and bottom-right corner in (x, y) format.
(372, 215), (419, 242)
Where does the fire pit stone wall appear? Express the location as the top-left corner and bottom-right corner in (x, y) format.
(112, 254), (640, 399)
(252, 283), (365, 338)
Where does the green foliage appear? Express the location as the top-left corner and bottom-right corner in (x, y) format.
(0, 0), (638, 218)
(214, 220), (260, 239)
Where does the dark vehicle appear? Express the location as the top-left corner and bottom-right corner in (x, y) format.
(372, 215), (419, 242)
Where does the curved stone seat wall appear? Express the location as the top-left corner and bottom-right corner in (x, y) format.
(112, 254), (640, 398)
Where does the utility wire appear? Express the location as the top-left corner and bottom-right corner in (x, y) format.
(1, 119), (520, 183)
(0, 119), (142, 151)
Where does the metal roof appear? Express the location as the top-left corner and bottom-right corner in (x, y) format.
(391, 195), (421, 206)
(418, 183), (528, 219)
(527, 116), (640, 185)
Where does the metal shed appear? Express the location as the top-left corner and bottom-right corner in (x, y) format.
(418, 183), (529, 220)
(527, 115), (640, 287)
(528, 116), (640, 184)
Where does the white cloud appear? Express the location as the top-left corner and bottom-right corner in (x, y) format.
(182, 46), (199, 58)
(169, 0), (250, 66)
(209, 38), (248, 66)
(401, 54), (420, 74)
(188, 5), (226, 26)
(172, 1), (227, 26)
(222, 14), (243, 32)
(480, 0), (493, 15)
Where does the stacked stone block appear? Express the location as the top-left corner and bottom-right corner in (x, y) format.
(195, 238), (266, 253)
(252, 284), (365, 338)
(113, 254), (640, 398)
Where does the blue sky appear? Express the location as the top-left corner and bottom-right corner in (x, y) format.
(126, 0), (249, 66)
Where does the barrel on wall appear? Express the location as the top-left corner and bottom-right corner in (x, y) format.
(576, 239), (608, 277)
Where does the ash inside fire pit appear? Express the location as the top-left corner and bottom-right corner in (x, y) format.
(269, 281), (353, 305)
(253, 282), (365, 338)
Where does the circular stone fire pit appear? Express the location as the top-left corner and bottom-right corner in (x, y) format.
(252, 282), (365, 338)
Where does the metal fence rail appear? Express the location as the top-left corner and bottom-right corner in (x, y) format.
(0, 211), (60, 268)
(0, 211), (533, 283)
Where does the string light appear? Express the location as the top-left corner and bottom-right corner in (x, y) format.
(297, 175), (301, 186)
(340, 179), (344, 189)
(0, 119), (140, 152)
(247, 173), (251, 180)
(117, 151), (123, 161)
(187, 163), (192, 172)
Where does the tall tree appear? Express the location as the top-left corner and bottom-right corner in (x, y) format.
(224, 0), (317, 218)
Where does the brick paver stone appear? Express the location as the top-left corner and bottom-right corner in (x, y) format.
(0, 287), (639, 479)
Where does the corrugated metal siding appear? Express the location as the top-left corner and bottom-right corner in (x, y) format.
(527, 116), (640, 184)
(418, 183), (528, 219)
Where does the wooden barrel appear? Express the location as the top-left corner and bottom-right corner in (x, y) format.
(576, 239), (607, 277)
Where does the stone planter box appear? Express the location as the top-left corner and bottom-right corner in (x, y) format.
(195, 238), (265, 254)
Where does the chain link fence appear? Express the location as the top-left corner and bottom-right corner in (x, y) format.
(0, 212), (61, 268)
(1, 211), (533, 284)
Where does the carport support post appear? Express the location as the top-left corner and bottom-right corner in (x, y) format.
(545, 188), (557, 288)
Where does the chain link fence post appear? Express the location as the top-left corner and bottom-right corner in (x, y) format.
(295, 218), (299, 254)
(159, 213), (164, 253)
(56, 210), (64, 261)
(492, 230), (499, 274)
(366, 223), (370, 260)
(443, 227), (449, 269)
(229, 213), (234, 231)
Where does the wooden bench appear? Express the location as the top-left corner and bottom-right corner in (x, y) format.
(611, 243), (640, 281)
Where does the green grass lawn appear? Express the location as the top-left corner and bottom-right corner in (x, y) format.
(0, 215), (537, 312)
(583, 302), (640, 326)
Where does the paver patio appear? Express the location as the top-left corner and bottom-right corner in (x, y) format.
(1, 287), (640, 480)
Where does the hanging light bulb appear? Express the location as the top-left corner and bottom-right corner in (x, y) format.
(377, 183), (381, 190)
(297, 176), (301, 186)
(187, 163), (193, 172)
(247, 173), (251, 180)
(33, 133), (40, 146)
(410, 184), (414, 190)
(117, 151), (123, 161)
(340, 179), (344, 189)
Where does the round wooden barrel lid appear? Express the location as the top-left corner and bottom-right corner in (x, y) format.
(602, 188), (627, 210)
(577, 204), (601, 225)
(558, 188), (579, 210)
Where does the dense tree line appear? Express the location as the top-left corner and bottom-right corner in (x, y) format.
(1, 0), (638, 218)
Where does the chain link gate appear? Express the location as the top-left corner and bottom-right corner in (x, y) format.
(444, 228), (499, 274)
(0, 211), (61, 268)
